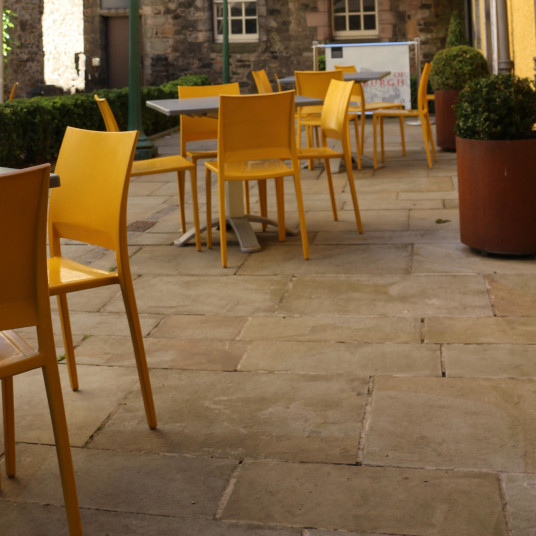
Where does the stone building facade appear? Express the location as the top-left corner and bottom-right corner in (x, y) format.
(4, 0), (463, 98)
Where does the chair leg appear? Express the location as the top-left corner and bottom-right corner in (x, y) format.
(177, 171), (186, 234)
(42, 363), (83, 536)
(188, 167), (202, 251)
(275, 177), (286, 242)
(324, 158), (338, 221)
(351, 116), (362, 171)
(219, 178), (228, 268)
(244, 182), (251, 215)
(2, 376), (15, 478)
(399, 116), (406, 156)
(56, 294), (79, 391)
(258, 180), (268, 232)
(344, 148), (363, 233)
(373, 114), (379, 170)
(205, 167), (213, 249)
(118, 275), (157, 429)
(292, 173), (309, 261)
(427, 116), (438, 162)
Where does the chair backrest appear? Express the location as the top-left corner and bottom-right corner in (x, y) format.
(320, 79), (354, 143)
(417, 62), (432, 113)
(0, 164), (51, 330)
(252, 69), (274, 94)
(178, 82), (240, 154)
(294, 70), (344, 99)
(274, 73), (282, 92)
(8, 82), (18, 101)
(48, 127), (138, 254)
(334, 64), (357, 73)
(217, 90), (297, 165)
(94, 95), (121, 132)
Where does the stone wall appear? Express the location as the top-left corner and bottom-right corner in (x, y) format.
(3, 0), (45, 98)
(5, 1), (466, 97)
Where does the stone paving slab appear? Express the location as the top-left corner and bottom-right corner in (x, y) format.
(222, 460), (508, 536)
(1, 443), (235, 518)
(279, 275), (492, 317)
(2, 364), (140, 448)
(0, 503), (302, 536)
(239, 341), (441, 377)
(104, 275), (291, 315)
(503, 473), (536, 536)
(413, 243), (536, 274)
(364, 376), (536, 473)
(76, 335), (246, 371)
(240, 315), (422, 343)
(151, 314), (248, 340)
(314, 229), (461, 245)
(486, 274), (536, 316)
(443, 344), (536, 378)
(237, 244), (411, 275)
(89, 369), (367, 464)
(424, 316), (536, 344)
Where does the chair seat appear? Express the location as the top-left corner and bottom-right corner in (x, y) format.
(48, 256), (118, 295)
(297, 146), (342, 159)
(131, 154), (194, 176)
(206, 159), (293, 180)
(373, 107), (420, 117)
(187, 149), (217, 160)
(0, 331), (43, 377)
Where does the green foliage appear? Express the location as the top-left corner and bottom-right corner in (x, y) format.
(160, 74), (211, 92)
(410, 75), (434, 112)
(429, 45), (488, 91)
(455, 74), (536, 140)
(0, 82), (185, 167)
(446, 12), (469, 47)
(318, 55), (326, 71)
(2, 9), (16, 59)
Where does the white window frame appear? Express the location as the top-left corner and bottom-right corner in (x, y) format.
(332, 0), (379, 39)
(213, 1), (259, 43)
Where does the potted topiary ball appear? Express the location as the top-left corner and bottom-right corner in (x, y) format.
(429, 45), (488, 150)
(455, 74), (536, 255)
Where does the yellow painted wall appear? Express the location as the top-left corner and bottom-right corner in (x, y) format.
(508, 0), (536, 79)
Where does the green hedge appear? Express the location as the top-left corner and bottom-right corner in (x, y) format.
(0, 74), (211, 168)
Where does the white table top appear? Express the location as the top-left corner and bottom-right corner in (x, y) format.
(146, 94), (324, 117)
(277, 71), (390, 85)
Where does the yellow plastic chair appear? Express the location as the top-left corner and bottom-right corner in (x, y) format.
(0, 164), (83, 535)
(252, 69), (277, 94)
(294, 70), (347, 168)
(297, 79), (363, 233)
(274, 73), (282, 92)
(372, 62), (437, 169)
(205, 90), (309, 268)
(94, 95), (201, 250)
(334, 64), (404, 155)
(8, 82), (18, 101)
(47, 127), (157, 430)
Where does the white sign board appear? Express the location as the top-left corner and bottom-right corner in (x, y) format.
(325, 43), (413, 110)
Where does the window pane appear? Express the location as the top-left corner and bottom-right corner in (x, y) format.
(363, 0), (375, 11)
(230, 4), (242, 16)
(216, 4), (223, 17)
(216, 19), (223, 34)
(333, 0), (346, 14)
(245, 19), (257, 34)
(348, 14), (361, 30)
(348, 0), (360, 12)
(364, 14), (375, 29)
(231, 19), (243, 34)
(334, 15), (347, 31)
(245, 2), (257, 16)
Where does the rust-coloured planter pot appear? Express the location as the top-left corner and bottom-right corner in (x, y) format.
(435, 89), (459, 151)
(456, 136), (536, 255)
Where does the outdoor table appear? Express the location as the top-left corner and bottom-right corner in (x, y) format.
(276, 71), (391, 86)
(0, 166), (60, 187)
(146, 94), (323, 252)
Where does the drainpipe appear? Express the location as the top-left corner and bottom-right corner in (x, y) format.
(128, 0), (155, 159)
(496, 0), (514, 73)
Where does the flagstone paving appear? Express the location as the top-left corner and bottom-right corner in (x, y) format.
(2, 119), (536, 535)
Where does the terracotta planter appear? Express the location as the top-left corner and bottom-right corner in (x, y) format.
(456, 136), (536, 255)
(434, 89), (459, 151)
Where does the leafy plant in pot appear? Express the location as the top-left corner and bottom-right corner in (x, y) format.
(455, 74), (536, 255)
(429, 45), (488, 150)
